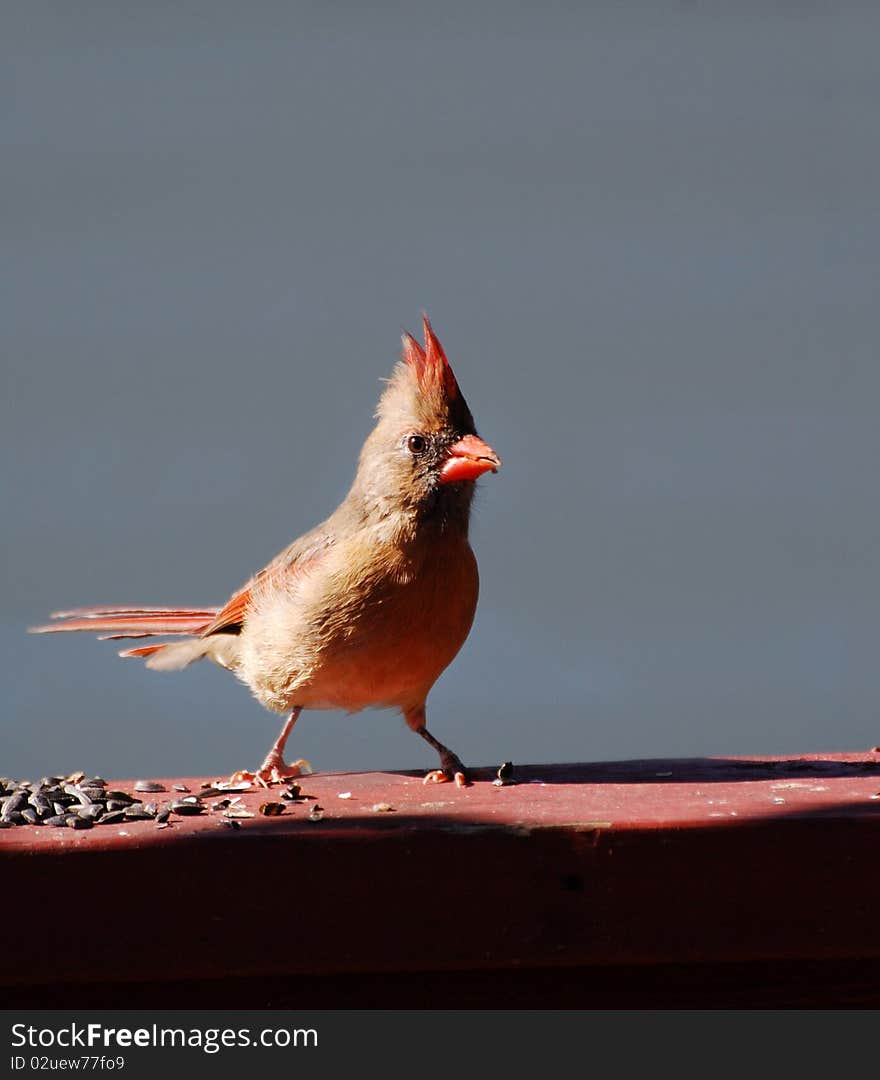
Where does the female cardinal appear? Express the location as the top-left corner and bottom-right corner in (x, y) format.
(32, 317), (501, 786)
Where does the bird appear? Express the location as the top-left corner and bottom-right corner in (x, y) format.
(31, 317), (501, 787)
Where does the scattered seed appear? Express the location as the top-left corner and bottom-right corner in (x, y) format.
(97, 811), (126, 825)
(2, 793), (27, 821)
(21, 808), (39, 825)
(28, 793), (51, 813)
(43, 814), (68, 827)
(134, 780), (166, 793)
(371, 802), (396, 813)
(155, 807), (171, 823)
(308, 805), (325, 822)
(123, 805), (154, 820)
(337, 791), (353, 800)
(223, 808), (254, 819)
(280, 785), (302, 801)
(493, 761), (515, 786)
(172, 783), (190, 793)
(104, 791), (136, 805)
(65, 815), (93, 830)
(63, 784), (94, 806)
(259, 802), (285, 816)
(170, 798), (204, 816)
(218, 818), (241, 830)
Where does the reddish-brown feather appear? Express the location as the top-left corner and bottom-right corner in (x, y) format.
(422, 314), (459, 400)
(49, 606), (217, 620)
(30, 612), (216, 636)
(201, 548), (329, 637)
(119, 643), (168, 659)
(200, 583), (255, 636)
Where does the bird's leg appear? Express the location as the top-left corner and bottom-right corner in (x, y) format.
(233, 707), (311, 788)
(405, 705), (469, 787)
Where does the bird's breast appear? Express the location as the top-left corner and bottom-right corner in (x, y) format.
(240, 532), (480, 713)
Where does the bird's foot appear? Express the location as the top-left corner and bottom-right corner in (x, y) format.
(232, 756), (312, 789)
(423, 752), (469, 788)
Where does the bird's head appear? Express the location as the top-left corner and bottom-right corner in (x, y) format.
(353, 316), (501, 530)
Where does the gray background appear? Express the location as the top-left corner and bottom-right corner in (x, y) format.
(4, 2), (879, 782)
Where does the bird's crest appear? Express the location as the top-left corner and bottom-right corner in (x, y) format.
(377, 315), (473, 434)
(401, 316), (460, 402)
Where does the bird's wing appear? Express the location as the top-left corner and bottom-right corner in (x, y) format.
(201, 526), (336, 637)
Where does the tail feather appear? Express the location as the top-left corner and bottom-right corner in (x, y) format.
(30, 603), (233, 671)
(49, 606), (219, 620)
(119, 643), (172, 660)
(97, 632), (156, 641)
(29, 606), (218, 638)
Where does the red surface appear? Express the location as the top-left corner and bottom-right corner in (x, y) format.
(5, 752), (880, 1007)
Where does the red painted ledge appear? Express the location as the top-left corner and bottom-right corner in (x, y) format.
(5, 752), (880, 1008)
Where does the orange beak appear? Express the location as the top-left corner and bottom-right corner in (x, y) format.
(439, 434), (502, 484)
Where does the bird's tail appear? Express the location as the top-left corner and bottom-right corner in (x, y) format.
(28, 605), (221, 668)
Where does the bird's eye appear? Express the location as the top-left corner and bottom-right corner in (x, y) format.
(407, 434), (427, 455)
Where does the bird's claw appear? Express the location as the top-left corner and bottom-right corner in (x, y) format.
(422, 767), (469, 788)
(232, 757), (312, 788)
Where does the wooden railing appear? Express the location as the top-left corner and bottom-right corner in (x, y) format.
(5, 753), (880, 1008)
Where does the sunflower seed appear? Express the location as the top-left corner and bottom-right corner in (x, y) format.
(65, 814), (93, 829)
(1, 793), (27, 821)
(104, 791), (136, 805)
(134, 780), (166, 793)
(62, 785), (94, 806)
(28, 794), (52, 816)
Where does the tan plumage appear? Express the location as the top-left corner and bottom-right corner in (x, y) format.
(31, 317), (501, 785)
